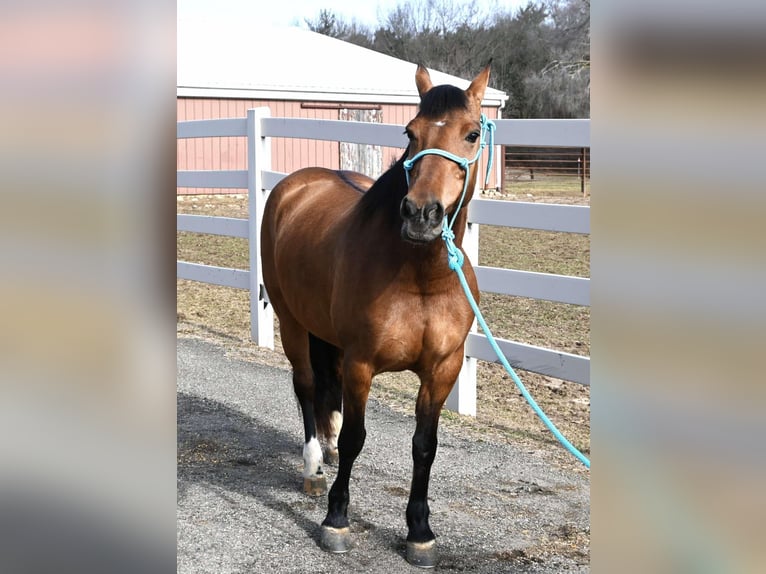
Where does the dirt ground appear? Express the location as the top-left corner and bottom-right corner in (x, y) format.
(177, 337), (590, 573)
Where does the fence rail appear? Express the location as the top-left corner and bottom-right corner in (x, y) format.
(177, 214), (249, 237)
(177, 109), (590, 415)
(468, 199), (589, 233)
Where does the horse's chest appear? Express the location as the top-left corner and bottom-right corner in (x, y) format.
(367, 293), (472, 370)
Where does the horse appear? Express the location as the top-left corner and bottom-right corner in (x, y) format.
(260, 63), (492, 568)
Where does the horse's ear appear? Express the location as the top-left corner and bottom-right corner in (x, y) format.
(465, 62), (492, 106)
(415, 65), (433, 99)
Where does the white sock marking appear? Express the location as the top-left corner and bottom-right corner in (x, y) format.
(303, 437), (323, 478)
(327, 410), (343, 451)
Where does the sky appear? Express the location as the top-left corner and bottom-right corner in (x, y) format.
(178, 0), (530, 29)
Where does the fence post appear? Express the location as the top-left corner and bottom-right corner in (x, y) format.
(247, 107), (275, 348)
(446, 212), (479, 416)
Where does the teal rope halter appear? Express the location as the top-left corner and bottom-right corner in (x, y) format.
(403, 113), (496, 231)
(402, 113), (590, 469)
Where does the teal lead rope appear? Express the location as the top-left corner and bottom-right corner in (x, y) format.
(405, 114), (590, 469)
(441, 224), (591, 469)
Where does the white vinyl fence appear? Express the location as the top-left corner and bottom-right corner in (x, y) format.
(177, 108), (589, 416)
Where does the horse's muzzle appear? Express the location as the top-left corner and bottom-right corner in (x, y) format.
(400, 197), (444, 243)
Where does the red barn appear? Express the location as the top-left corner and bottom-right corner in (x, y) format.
(177, 20), (508, 195)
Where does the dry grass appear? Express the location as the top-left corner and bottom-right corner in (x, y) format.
(177, 174), (590, 470)
(503, 169), (590, 198)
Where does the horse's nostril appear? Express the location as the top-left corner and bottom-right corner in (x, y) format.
(424, 201), (444, 224)
(400, 196), (419, 219)
(401, 197), (444, 226)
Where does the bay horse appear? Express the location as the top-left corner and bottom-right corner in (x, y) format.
(260, 64), (492, 568)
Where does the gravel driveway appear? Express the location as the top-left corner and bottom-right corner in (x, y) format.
(177, 337), (589, 573)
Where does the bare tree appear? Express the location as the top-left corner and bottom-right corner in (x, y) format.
(373, 0), (494, 84)
(524, 0), (589, 117)
(305, 9), (374, 46)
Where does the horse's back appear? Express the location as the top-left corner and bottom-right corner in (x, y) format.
(265, 168), (371, 229)
(274, 166), (371, 198)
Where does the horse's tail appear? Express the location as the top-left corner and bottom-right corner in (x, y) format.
(308, 333), (343, 440)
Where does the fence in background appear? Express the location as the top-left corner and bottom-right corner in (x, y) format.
(177, 109), (590, 415)
(503, 146), (590, 196)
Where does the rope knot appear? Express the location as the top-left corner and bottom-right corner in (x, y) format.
(441, 221), (464, 270)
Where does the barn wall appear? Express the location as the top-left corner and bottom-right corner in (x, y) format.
(177, 97), (501, 195)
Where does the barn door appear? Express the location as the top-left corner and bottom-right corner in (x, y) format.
(339, 108), (383, 179)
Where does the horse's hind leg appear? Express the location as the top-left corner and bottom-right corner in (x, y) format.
(324, 411), (343, 465)
(308, 333), (343, 466)
(278, 316), (327, 495)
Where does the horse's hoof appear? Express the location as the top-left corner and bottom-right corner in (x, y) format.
(406, 539), (437, 569)
(320, 526), (351, 553)
(324, 448), (339, 465)
(303, 475), (327, 496)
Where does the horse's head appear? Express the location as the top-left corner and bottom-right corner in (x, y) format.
(400, 64), (492, 243)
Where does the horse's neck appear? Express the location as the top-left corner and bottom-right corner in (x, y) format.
(448, 210), (469, 245)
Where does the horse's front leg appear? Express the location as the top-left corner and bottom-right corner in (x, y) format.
(320, 360), (372, 554)
(406, 353), (463, 568)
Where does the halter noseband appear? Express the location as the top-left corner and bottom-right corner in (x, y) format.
(402, 113), (496, 234)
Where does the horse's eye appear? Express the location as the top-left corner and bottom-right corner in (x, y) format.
(404, 129), (415, 141)
(465, 131), (480, 143)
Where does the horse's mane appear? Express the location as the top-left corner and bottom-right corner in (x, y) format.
(355, 150), (410, 228)
(355, 84), (468, 228)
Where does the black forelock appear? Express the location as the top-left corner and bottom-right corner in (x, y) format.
(419, 84), (468, 117)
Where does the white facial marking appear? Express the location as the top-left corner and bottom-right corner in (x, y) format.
(433, 120), (446, 127)
(303, 437), (323, 478)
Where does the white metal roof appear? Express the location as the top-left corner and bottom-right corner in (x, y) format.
(177, 19), (507, 107)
